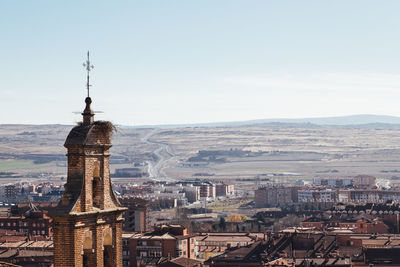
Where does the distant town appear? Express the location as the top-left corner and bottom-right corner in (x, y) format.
(1, 166), (400, 266)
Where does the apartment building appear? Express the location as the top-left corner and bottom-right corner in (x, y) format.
(120, 197), (150, 233)
(298, 188), (336, 202)
(128, 225), (196, 267)
(215, 183), (235, 197)
(254, 187), (295, 207)
(338, 189), (400, 203)
(0, 209), (52, 237)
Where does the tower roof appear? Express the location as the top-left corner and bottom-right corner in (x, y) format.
(64, 121), (114, 147)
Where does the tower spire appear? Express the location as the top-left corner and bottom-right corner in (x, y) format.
(83, 51), (94, 98)
(82, 51), (95, 125)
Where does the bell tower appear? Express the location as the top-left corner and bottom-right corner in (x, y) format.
(51, 53), (126, 267)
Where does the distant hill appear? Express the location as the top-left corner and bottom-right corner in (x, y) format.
(3, 115), (400, 129)
(128, 114), (400, 129)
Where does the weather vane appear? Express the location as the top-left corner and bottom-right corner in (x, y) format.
(83, 51), (94, 97)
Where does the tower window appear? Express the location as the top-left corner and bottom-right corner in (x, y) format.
(93, 165), (101, 208)
(93, 177), (101, 208)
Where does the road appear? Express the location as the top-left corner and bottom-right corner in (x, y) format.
(142, 129), (176, 182)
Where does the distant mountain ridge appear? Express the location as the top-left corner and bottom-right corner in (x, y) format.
(129, 114), (400, 128)
(3, 115), (400, 129)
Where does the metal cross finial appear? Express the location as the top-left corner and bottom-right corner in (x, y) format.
(83, 51), (94, 97)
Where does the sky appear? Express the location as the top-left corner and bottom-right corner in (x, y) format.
(1, 1), (400, 126)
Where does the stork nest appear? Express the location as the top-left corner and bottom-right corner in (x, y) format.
(94, 121), (116, 139)
(77, 120), (116, 139)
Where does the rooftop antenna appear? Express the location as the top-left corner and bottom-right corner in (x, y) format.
(82, 51), (94, 98)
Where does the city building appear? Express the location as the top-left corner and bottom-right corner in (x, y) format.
(204, 233), (357, 267)
(184, 186), (200, 203)
(128, 225), (196, 267)
(195, 233), (258, 261)
(353, 175), (376, 187)
(338, 189), (400, 203)
(199, 182), (216, 200)
(298, 188), (336, 202)
(204, 241), (270, 267)
(0, 235), (53, 267)
(313, 177), (353, 187)
(254, 187), (295, 207)
(301, 216), (389, 234)
(5, 185), (17, 201)
(313, 175), (376, 189)
(120, 197), (150, 233)
(215, 183), (235, 197)
(327, 202), (400, 233)
(0, 205), (52, 237)
(50, 94), (127, 267)
(123, 233), (134, 267)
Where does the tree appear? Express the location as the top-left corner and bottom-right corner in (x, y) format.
(219, 217), (226, 231)
(190, 221), (199, 232)
(227, 214), (248, 223)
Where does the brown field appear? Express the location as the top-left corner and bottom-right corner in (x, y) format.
(150, 126), (400, 181)
(1, 123), (400, 184)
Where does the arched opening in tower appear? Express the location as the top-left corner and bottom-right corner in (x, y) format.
(83, 236), (93, 267)
(93, 165), (101, 208)
(103, 232), (113, 267)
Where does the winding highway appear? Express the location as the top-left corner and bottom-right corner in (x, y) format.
(142, 129), (176, 182)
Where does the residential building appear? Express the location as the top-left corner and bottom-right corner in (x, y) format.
(195, 233), (258, 261)
(0, 208), (52, 237)
(5, 185), (17, 201)
(123, 233), (134, 267)
(0, 238), (53, 266)
(254, 187), (294, 207)
(353, 175), (376, 187)
(199, 182), (216, 200)
(204, 241), (270, 267)
(298, 188), (336, 202)
(128, 225), (196, 267)
(204, 233), (359, 267)
(338, 189), (400, 203)
(120, 197), (150, 233)
(215, 183), (234, 197)
(313, 177), (353, 187)
(300, 216), (389, 234)
(184, 186), (200, 203)
(313, 175), (376, 188)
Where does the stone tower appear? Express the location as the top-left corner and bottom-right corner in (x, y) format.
(51, 97), (126, 267)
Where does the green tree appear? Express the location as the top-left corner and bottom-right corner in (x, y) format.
(219, 217), (226, 231)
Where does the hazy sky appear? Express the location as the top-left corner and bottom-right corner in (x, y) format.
(1, 1), (400, 125)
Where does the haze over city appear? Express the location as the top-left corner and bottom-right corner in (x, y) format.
(1, 1), (400, 125)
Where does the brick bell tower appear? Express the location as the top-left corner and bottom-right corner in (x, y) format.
(51, 52), (126, 267)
